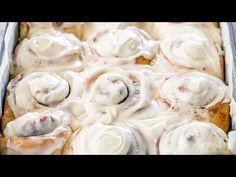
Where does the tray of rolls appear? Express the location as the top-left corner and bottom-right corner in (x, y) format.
(0, 22), (236, 155)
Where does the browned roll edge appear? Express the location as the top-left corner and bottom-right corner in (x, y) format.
(1, 93), (15, 132)
(19, 22), (29, 40)
(208, 103), (230, 133)
(62, 129), (81, 155)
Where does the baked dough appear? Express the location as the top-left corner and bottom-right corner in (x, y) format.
(0, 22), (232, 155)
(0, 109), (71, 154)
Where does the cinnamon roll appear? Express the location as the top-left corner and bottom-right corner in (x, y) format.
(157, 32), (223, 79)
(158, 121), (230, 154)
(0, 109), (72, 154)
(157, 72), (230, 132)
(20, 22), (56, 40)
(123, 115), (190, 154)
(64, 114), (193, 154)
(20, 22), (152, 41)
(150, 22), (221, 46)
(70, 66), (165, 130)
(78, 22), (153, 41)
(63, 122), (148, 154)
(12, 31), (83, 76)
(0, 22), (231, 155)
(4, 71), (85, 122)
(82, 26), (157, 68)
(176, 23), (222, 46)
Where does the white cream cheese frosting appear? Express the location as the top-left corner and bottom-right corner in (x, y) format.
(20, 22), (57, 39)
(65, 123), (148, 154)
(81, 27), (157, 68)
(148, 22), (222, 46)
(3, 109), (71, 155)
(70, 66), (162, 130)
(2, 22), (232, 155)
(158, 33), (223, 79)
(160, 72), (229, 109)
(13, 31), (83, 76)
(159, 121), (229, 154)
(7, 71), (85, 119)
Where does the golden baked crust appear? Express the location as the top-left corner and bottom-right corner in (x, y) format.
(135, 56), (152, 65)
(52, 148), (63, 155)
(220, 55), (225, 80)
(1, 95), (15, 131)
(55, 22), (85, 39)
(154, 89), (230, 133)
(213, 22), (220, 28)
(62, 136), (73, 154)
(19, 22), (29, 40)
(0, 137), (7, 154)
(208, 103), (230, 133)
(190, 103), (230, 133)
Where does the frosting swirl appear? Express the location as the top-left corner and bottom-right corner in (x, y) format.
(28, 73), (69, 106)
(159, 33), (223, 79)
(82, 27), (157, 67)
(160, 72), (228, 109)
(150, 23), (222, 46)
(78, 22), (152, 41)
(7, 71), (85, 119)
(13, 32), (83, 76)
(3, 22), (231, 155)
(176, 23), (222, 46)
(64, 123), (147, 154)
(70, 66), (161, 130)
(159, 121), (229, 154)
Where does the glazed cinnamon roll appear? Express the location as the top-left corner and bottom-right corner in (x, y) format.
(1, 22), (231, 155)
(20, 22), (152, 41)
(70, 66), (164, 130)
(12, 31), (83, 76)
(4, 71), (85, 122)
(157, 72), (230, 132)
(157, 32), (223, 79)
(64, 114), (194, 154)
(20, 22), (56, 40)
(123, 115), (190, 154)
(158, 121), (230, 154)
(0, 109), (72, 154)
(176, 23), (221, 46)
(82, 26), (157, 67)
(150, 22), (221, 46)
(77, 22), (153, 41)
(63, 122), (148, 154)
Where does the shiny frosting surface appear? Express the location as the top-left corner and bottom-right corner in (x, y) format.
(2, 22), (233, 155)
